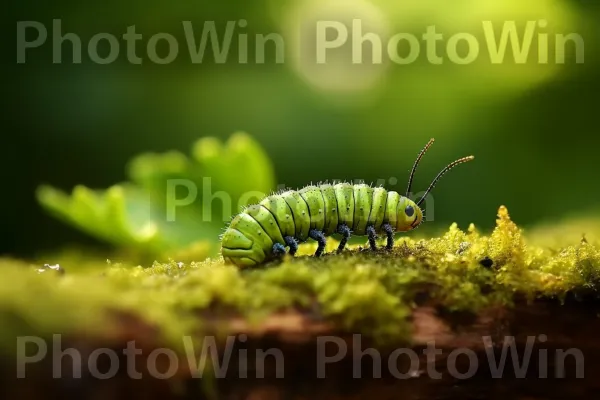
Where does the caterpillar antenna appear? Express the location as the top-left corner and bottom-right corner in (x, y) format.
(416, 156), (475, 206)
(406, 138), (435, 197)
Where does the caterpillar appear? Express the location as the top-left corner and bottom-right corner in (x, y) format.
(220, 138), (474, 267)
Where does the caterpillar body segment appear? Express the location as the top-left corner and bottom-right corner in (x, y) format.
(243, 204), (285, 245)
(319, 184), (339, 235)
(220, 139), (474, 268)
(352, 184), (373, 234)
(299, 185), (325, 231)
(281, 190), (310, 241)
(258, 195), (295, 237)
(384, 191), (401, 229)
(334, 182), (354, 227)
(369, 187), (388, 231)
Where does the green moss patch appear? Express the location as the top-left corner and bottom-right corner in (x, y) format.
(1, 206), (599, 352)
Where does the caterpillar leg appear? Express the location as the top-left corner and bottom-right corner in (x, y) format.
(382, 223), (394, 250)
(337, 224), (351, 253)
(284, 236), (298, 256)
(366, 225), (377, 251)
(309, 229), (326, 257)
(272, 243), (286, 257)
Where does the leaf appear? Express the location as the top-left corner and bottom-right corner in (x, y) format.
(37, 184), (162, 249)
(127, 131), (276, 221)
(36, 133), (276, 261)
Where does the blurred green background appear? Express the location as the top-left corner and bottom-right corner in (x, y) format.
(4, 0), (600, 259)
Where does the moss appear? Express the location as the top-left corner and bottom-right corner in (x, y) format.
(1, 206), (600, 351)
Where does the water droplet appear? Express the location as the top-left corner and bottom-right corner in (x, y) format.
(37, 264), (65, 275)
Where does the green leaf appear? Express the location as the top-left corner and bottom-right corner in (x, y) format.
(36, 133), (276, 261)
(37, 184), (162, 248)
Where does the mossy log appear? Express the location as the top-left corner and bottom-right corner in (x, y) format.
(3, 296), (599, 400)
(1, 206), (600, 399)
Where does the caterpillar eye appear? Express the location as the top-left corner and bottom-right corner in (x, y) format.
(405, 205), (415, 217)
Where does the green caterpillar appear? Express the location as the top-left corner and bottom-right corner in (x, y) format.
(221, 138), (474, 267)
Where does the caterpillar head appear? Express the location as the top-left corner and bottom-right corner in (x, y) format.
(396, 197), (423, 232)
(403, 138), (474, 229)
